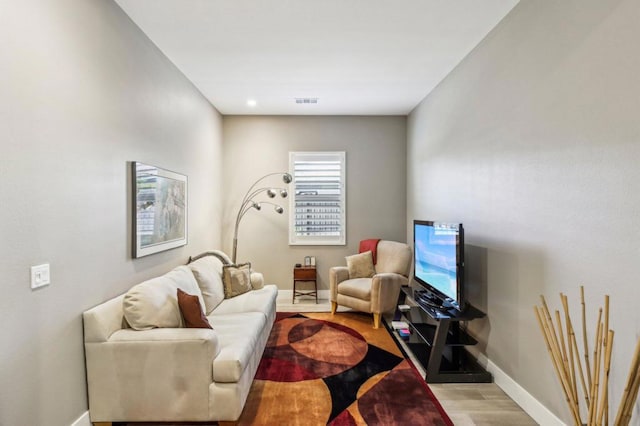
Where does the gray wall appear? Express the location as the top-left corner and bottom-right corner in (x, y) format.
(407, 0), (640, 422)
(0, 1), (223, 425)
(223, 116), (407, 292)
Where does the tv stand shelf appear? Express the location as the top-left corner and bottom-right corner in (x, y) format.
(392, 286), (492, 384)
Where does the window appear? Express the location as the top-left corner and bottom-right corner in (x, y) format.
(289, 151), (346, 245)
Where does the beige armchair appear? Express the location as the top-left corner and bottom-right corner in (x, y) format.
(330, 240), (412, 328)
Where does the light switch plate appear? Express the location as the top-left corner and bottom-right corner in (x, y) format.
(31, 263), (50, 289)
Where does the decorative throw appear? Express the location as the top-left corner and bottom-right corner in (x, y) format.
(359, 238), (381, 264)
(222, 262), (253, 298)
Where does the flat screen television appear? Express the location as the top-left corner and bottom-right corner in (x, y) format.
(413, 220), (465, 312)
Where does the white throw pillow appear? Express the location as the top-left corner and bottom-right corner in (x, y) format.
(188, 256), (226, 314)
(123, 266), (204, 330)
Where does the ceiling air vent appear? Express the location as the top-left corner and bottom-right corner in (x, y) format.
(295, 97), (318, 104)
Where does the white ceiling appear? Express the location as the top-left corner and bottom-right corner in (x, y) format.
(115, 0), (519, 115)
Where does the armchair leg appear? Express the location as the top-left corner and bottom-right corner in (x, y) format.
(373, 313), (381, 329)
(331, 301), (338, 315)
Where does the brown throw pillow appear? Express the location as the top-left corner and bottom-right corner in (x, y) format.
(222, 263), (253, 298)
(346, 251), (376, 279)
(177, 288), (212, 329)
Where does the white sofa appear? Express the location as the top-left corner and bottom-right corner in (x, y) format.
(83, 251), (277, 423)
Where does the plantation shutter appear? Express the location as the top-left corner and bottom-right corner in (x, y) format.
(289, 152), (346, 245)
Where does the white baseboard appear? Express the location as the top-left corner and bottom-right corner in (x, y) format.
(71, 411), (91, 426)
(473, 351), (566, 426)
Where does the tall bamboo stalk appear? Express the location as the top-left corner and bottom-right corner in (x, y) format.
(562, 293), (579, 413)
(562, 295), (589, 407)
(596, 330), (613, 426)
(581, 286), (592, 390)
(603, 296), (610, 426)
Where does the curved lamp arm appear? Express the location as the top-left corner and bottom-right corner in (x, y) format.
(232, 172), (292, 263)
(240, 172), (292, 207)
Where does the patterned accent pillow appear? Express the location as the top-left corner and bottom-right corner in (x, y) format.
(222, 263), (253, 298)
(346, 251), (376, 279)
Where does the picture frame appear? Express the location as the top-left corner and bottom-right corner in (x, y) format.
(304, 256), (311, 266)
(132, 162), (187, 258)
(310, 256), (316, 266)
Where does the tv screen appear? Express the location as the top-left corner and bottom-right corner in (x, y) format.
(413, 220), (464, 311)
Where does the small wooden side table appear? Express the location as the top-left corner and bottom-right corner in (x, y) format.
(293, 266), (317, 303)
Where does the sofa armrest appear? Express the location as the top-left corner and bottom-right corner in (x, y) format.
(85, 328), (220, 421)
(370, 273), (408, 314)
(329, 266), (350, 301)
(250, 271), (264, 289)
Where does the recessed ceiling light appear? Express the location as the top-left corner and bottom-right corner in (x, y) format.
(247, 99), (257, 107)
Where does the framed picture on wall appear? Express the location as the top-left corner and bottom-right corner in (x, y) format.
(132, 162), (187, 258)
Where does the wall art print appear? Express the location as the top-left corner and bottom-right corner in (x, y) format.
(132, 162), (187, 258)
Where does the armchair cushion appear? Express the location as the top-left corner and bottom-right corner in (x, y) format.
(337, 278), (373, 300)
(345, 251), (375, 278)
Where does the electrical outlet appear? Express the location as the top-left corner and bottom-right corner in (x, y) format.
(31, 263), (50, 289)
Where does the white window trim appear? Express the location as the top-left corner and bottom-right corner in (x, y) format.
(289, 151), (346, 246)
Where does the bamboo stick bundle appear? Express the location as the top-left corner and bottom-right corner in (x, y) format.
(536, 291), (607, 425)
(536, 289), (640, 425)
(541, 298), (574, 392)
(534, 305), (582, 425)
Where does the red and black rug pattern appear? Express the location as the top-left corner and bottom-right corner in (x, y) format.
(237, 312), (453, 426)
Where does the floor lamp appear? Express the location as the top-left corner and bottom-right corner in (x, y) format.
(232, 172), (292, 263)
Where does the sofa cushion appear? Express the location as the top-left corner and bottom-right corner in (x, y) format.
(211, 285), (278, 319)
(207, 312), (266, 383)
(177, 288), (213, 329)
(123, 265), (204, 330)
(346, 251), (376, 279)
(222, 263), (252, 298)
(188, 255), (226, 314)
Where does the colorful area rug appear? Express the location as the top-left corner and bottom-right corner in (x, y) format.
(236, 312), (453, 426)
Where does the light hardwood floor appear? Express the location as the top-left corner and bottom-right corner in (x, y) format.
(278, 297), (538, 426)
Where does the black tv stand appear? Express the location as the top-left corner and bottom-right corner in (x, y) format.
(390, 286), (492, 384)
